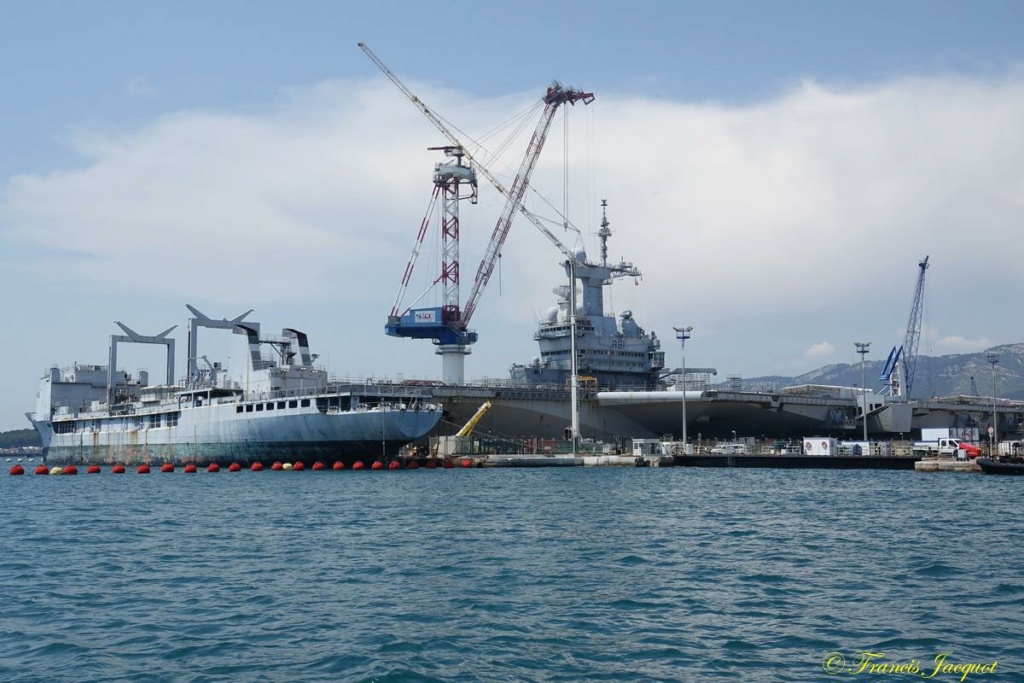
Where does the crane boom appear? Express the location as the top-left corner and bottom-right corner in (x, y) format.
(902, 255), (930, 398)
(462, 83), (593, 325)
(456, 401), (493, 437)
(880, 255), (929, 398)
(359, 43), (469, 165)
(358, 42), (594, 329)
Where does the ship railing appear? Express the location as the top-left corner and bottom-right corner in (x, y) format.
(321, 373), (668, 394)
(257, 381), (436, 401)
(432, 384), (600, 402)
(327, 382), (435, 398)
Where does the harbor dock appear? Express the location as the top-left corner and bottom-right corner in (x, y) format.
(674, 454), (918, 469)
(914, 458), (981, 473)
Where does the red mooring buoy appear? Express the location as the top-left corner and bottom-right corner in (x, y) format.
(426, 460), (437, 469)
(251, 462), (264, 471)
(312, 461), (325, 471)
(460, 459), (473, 468)
(389, 460), (401, 470)
(228, 462), (241, 472)
(112, 464), (126, 474)
(160, 463), (174, 473)
(63, 465), (78, 475)
(184, 463), (197, 473)
(352, 461), (365, 470)
(442, 459), (454, 469)
(332, 461), (345, 470)
(271, 461), (283, 471)
(137, 464), (151, 474)
(407, 460), (419, 470)
(292, 461), (305, 471)
(207, 463), (220, 473)
(9, 465), (25, 475)
(34, 465), (48, 475)
(371, 460), (384, 471)
(86, 465), (101, 474)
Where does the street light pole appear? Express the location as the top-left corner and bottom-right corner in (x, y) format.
(855, 342), (871, 443)
(988, 352), (1000, 454)
(673, 326), (693, 453)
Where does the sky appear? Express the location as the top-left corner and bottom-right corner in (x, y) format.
(2, 0), (1024, 431)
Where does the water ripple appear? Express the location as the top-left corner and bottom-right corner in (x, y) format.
(1, 468), (1021, 682)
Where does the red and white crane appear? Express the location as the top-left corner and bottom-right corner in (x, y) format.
(360, 42), (594, 385)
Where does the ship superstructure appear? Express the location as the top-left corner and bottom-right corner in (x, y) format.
(510, 203), (665, 389)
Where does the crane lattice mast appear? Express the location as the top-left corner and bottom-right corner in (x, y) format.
(901, 256), (930, 398)
(880, 256), (929, 398)
(388, 146), (477, 321)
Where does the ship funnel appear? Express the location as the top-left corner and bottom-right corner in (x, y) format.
(283, 328), (313, 366)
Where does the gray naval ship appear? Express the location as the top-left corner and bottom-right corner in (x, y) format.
(29, 306), (442, 467)
(430, 207), (1024, 444)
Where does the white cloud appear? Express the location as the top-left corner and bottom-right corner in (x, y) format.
(3, 70), (1024, 394)
(804, 342), (835, 358)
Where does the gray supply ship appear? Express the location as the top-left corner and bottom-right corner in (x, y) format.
(28, 306), (441, 467)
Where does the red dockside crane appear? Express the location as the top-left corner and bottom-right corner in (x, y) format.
(359, 42), (594, 385)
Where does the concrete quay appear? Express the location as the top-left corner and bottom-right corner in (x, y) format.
(914, 458), (981, 473)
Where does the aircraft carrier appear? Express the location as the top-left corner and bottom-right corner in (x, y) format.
(430, 379), (1024, 445)
(425, 218), (1023, 444)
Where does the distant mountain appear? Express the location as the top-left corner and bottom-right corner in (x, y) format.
(718, 344), (1024, 400)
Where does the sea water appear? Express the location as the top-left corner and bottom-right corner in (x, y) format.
(1, 467), (1021, 682)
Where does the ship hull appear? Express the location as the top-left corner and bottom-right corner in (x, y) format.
(432, 387), (651, 443)
(595, 391), (839, 439)
(433, 386), (1024, 444)
(977, 457), (1024, 475)
(435, 393), (827, 443)
(39, 404), (441, 467)
(431, 385), (864, 443)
